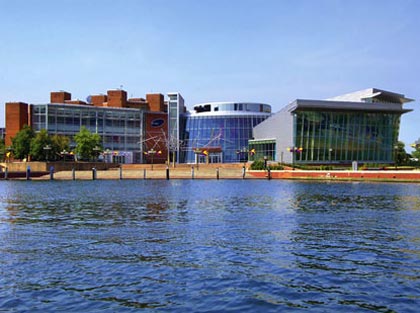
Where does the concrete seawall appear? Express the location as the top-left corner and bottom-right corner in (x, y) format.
(249, 169), (420, 182)
(1, 163), (420, 182)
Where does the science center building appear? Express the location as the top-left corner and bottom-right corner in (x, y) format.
(182, 102), (272, 163)
(251, 88), (413, 165)
(4, 87), (413, 165)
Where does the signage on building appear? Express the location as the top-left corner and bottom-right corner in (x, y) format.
(151, 118), (165, 128)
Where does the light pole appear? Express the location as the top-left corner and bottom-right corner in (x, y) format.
(93, 146), (101, 162)
(193, 148), (202, 170)
(394, 144), (399, 170)
(288, 147), (303, 169)
(61, 150), (68, 163)
(103, 149), (111, 163)
(5, 146), (13, 163)
(148, 149), (157, 170)
(43, 144), (51, 162)
(328, 148), (333, 168)
(145, 149), (161, 170)
(236, 147), (248, 163)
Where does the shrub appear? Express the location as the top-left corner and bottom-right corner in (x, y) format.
(250, 159), (266, 170)
(250, 159), (284, 170)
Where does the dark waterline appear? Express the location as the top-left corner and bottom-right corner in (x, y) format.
(0, 180), (419, 312)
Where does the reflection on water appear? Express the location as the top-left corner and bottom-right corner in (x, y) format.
(0, 180), (419, 312)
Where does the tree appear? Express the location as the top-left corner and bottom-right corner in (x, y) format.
(11, 125), (35, 160)
(0, 139), (5, 161)
(411, 140), (420, 160)
(30, 129), (51, 161)
(51, 134), (70, 161)
(395, 141), (409, 165)
(26, 129), (71, 161)
(74, 126), (102, 161)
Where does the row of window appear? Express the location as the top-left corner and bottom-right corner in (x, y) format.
(294, 111), (400, 162)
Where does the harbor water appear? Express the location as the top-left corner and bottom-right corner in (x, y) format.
(0, 180), (419, 312)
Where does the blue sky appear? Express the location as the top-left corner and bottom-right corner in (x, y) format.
(1, 0), (419, 148)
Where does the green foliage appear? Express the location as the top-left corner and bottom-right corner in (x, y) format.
(30, 129), (52, 161)
(250, 159), (284, 170)
(11, 125), (35, 160)
(269, 163), (284, 170)
(0, 139), (5, 161)
(10, 128), (71, 162)
(74, 126), (102, 161)
(395, 141), (409, 165)
(412, 149), (420, 159)
(250, 159), (265, 170)
(411, 140), (420, 162)
(51, 134), (70, 160)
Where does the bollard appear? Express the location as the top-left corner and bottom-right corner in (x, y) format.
(26, 166), (31, 180)
(267, 168), (271, 180)
(143, 169), (146, 180)
(72, 167), (76, 180)
(191, 166), (194, 179)
(242, 166), (246, 179)
(92, 167), (97, 180)
(166, 166), (170, 180)
(119, 167), (123, 180)
(50, 166), (54, 180)
(4, 167), (8, 180)
(216, 168), (219, 180)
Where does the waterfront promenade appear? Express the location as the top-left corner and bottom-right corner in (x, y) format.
(2, 162), (420, 182)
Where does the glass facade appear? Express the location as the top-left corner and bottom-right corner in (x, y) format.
(249, 139), (276, 161)
(293, 111), (400, 164)
(31, 104), (144, 163)
(182, 114), (270, 163)
(167, 93), (185, 163)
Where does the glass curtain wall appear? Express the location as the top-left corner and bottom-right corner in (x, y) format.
(183, 115), (268, 163)
(32, 104), (143, 162)
(294, 111), (400, 164)
(248, 140), (276, 161)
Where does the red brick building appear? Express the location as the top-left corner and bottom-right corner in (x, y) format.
(5, 89), (171, 164)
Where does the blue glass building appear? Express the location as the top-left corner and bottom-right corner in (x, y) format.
(182, 102), (271, 163)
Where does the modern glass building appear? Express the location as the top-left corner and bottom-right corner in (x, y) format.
(252, 88), (413, 165)
(182, 102), (271, 163)
(32, 103), (145, 163)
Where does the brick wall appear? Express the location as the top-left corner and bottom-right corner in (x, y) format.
(50, 91), (71, 103)
(5, 102), (29, 146)
(146, 93), (165, 112)
(107, 90), (127, 107)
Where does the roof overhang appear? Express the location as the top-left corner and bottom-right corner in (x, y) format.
(288, 99), (412, 114)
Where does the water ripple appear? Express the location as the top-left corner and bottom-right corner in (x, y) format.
(0, 180), (419, 312)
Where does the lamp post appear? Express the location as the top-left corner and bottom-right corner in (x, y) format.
(61, 150), (69, 162)
(93, 146), (101, 162)
(43, 144), (51, 162)
(328, 148), (333, 168)
(193, 148), (202, 170)
(147, 149), (157, 170)
(236, 147), (249, 163)
(103, 149), (111, 163)
(394, 144), (399, 170)
(236, 147), (249, 179)
(288, 147), (303, 169)
(5, 146), (13, 163)
(145, 148), (162, 170)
